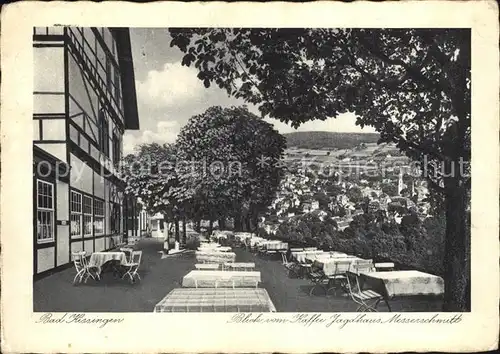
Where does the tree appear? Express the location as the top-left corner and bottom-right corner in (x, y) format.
(175, 105), (286, 232)
(122, 143), (190, 247)
(346, 186), (364, 204)
(170, 28), (471, 310)
(313, 191), (330, 210)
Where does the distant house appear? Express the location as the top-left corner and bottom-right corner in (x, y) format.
(336, 194), (349, 206)
(362, 187), (375, 198)
(150, 213), (165, 238)
(302, 202), (312, 213)
(337, 220), (350, 231)
(379, 195), (392, 210)
(353, 209), (364, 217)
(368, 200), (381, 213)
(264, 223), (279, 235)
(344, 203), (356, 217)
(311, 209), (328, 221)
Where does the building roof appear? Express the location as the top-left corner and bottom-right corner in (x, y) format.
(111, 28), (140, 130)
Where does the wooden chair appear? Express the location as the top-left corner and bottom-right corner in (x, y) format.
(122, 250), (142, 284)
(345, 271), (384, 312)
(71, 251), (98, 285)
(326, 260), (352, 296)
(352, 259), (375, 274)
(281, 252), (300, 278)
(119, 247), (134, 263)
(298, 260), (313, 279)
(308, 269), (331, 296)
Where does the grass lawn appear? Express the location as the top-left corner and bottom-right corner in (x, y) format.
(33, 238), (442, 312)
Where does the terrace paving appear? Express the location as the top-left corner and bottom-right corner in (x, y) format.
(34, 238), (442, 312)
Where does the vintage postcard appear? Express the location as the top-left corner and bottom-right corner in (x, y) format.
(1, 1), (498, 353)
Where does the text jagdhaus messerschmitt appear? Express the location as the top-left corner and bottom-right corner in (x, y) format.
(228, 313), (463, 329)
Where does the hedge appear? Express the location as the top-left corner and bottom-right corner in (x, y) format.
(268, 212), (446, 275)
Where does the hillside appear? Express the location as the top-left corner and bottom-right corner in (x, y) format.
(284, 131), (380, 150)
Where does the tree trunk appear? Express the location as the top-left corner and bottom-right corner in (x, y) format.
(251, 212), (259, 233)
(174, 218), (180, 243)
(208, 219), (213, 235)
(219, 218), (226, 230)
(163, 221), (170, 251)
(442, 178), (470, 311)
(182, 217), (187, 244)
(234, 213), (243, 232)
(194, 219), (201, 232)
(244, 216), (251, 232)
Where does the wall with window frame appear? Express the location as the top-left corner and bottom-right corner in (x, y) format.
(33, 26), (135, 276)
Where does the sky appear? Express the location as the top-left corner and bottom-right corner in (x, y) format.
(124, 28), (376, 155)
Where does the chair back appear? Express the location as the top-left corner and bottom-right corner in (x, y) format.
(131, 251), (142, 265)
(345, 271), (362, 298)
(353, 259), (374, 274)
(72, 251), (87, 271)
(334, 260), (353, 275)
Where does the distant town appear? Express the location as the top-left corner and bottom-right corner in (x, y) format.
(260, 140), (429, 235)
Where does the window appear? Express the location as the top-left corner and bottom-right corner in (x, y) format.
(83, 195), (93, 236)
(113, 67), (121, 104)
(94, 199), (104, 235)
(111, 203), (121, 234)
(112, 133), (121, 167)
(98, 109), (109, 156)
(70, 191), (82, 238)
(106, 57), (112, 89)
(37, 180), (55, 243)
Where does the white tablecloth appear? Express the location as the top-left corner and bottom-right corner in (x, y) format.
(314, 257), (369, 276)
(360, 270), (444, 297)
(195, 251), (236, 264)
(311, 252), (348, 261)
(224, 262), (255, 271)
(154, 288), (276, 312)
(292, 250), (325, 263)
(249, 237), (265, 246)
(198, 246), (231, 252)
(199, 243), (221, 249)
(182, 270), (261, 288)
(259, 240), (288, 250)
(303, 247), (318, 251)
(266, 242), (288, 251)
(195, 264), (220, 270)
(88, 252), (127, 273)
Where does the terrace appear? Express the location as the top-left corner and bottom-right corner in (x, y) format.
(34, 238), (443, 312)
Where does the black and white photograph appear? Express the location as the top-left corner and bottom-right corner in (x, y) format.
(32, 25), (470, 313)
(1, 1), (498, 353)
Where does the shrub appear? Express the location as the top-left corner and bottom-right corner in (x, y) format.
(381, 183), (398, 196)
